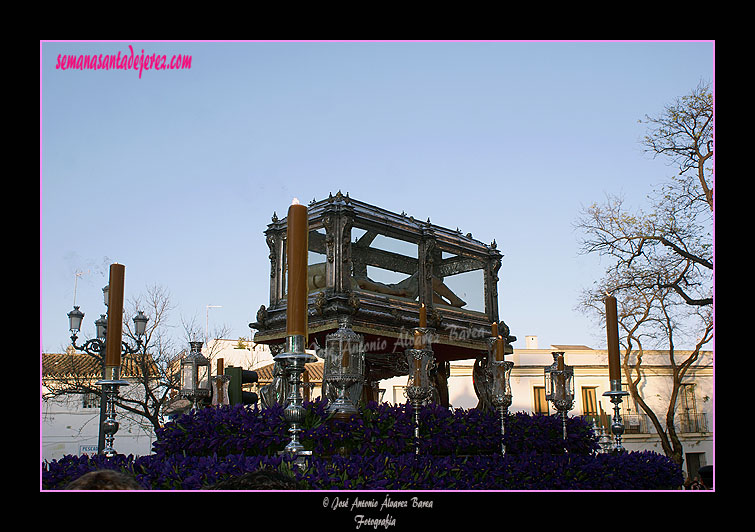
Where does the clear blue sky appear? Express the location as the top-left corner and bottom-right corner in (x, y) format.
(40, 40), (714, 354)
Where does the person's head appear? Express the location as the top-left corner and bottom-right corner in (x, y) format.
(697, 465), (713, 489)
(65, 469), (141, 490)
(211, 469), (301, 490)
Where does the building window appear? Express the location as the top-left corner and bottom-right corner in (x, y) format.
(581, 387), (598, 424)
(393, 385), (407, 405)
(533, 386), (549, 414)
(82, 392), (100, 409)
(678, 383), (707, 432)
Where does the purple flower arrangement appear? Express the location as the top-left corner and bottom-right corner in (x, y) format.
(42, 399), (683, 490)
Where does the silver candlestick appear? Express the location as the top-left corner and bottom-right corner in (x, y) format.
(602, 380), (629, 451)
(275, 334), (318, 462)
(95, 367), (129, 458)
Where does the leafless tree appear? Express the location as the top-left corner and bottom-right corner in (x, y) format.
(578, 272), (712, 466)
(575, 82), (714, 466)
(577, 81), (713, 309)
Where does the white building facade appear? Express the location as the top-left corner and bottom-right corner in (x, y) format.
(381, 337), (713, 479)
(43, 337), (713, 482)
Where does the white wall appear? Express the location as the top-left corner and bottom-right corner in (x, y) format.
(377, 346), (713, 470)
(41, 391), (157, 462)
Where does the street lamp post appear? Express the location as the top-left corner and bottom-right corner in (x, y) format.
(67, 297), (148, 456)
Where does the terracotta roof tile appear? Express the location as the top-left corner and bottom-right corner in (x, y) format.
(42, 351), (160, 379)
(256, 361), (323, 384)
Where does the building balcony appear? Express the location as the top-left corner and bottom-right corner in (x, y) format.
(584, 412), (709, 436)
(582, 413), (651, 434)
(623, 414), (649, 434)
(677, 412), (708, 434)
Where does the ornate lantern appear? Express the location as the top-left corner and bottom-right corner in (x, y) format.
(487, 333), (513, 454)
(491, 359), (514, 450)
(544, 351), (574, 440)
(133, 310), (149, 339)
(180, 341), (211, 409)
(94, 315), (108, 340)
(324, 316), (365, 417)
(67, 306), (85, 334)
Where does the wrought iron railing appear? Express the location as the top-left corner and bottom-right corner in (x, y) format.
(677, 412), (708, 433)
(582, 413), (650, 434)
(581, 412), (709, 434)
(622, 414), (648, 434)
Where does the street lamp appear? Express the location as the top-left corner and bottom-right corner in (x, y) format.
(68, 303), (148, 355)
(67, 306), (85, 334)
(133, 310), (149, 338)
(180, 341), (212, 410)
(66, 292), (149, 456)
(94, 315), (107, 339)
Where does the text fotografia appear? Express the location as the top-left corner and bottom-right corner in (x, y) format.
(354, 515), (397, 530)
(324, 494), (433, 529)
(55, 45), (192, 79)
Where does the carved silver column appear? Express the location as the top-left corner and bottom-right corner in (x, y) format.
(275, 334), (317, 461)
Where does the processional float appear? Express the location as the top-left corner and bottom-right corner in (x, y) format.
(248, 192), (516, 457)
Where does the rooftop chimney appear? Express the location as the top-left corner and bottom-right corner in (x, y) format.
(525, 335), (538, 349)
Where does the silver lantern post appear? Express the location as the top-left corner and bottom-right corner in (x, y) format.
(405, 326), (434, 455)
(180, 341), (212, 411)
(324, 316), (365, 418)
(275, 334), (317, 462)
(488, 334), (513, 455)
(544, 352), (575, 441)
